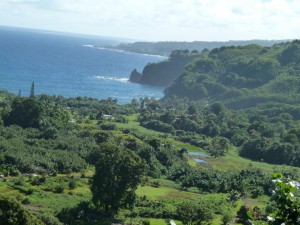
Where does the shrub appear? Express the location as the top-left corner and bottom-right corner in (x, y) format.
(35, 212), (63, 225)
(14, 177), (25, 186)
(68, 180), (77, 190)
(22, 198), (31, 205)
(31, 176), (46, 186)
(142, 219), (150, 225)
(27, 187), (34, 195)
(100, 123), (117, 130)
(142, 120), (175, 133)
(54, 184), (65, 193)
(0, 195), (44, 225)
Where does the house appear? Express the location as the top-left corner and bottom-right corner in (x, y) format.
(103, 114), (114, 120)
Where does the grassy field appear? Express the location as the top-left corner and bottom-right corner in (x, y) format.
(207, 146), (300, 173)
(137, 185), (201, 201)
(112, 114), (164, 136)
(1, 170), (265, 225)
(148, 219), (183, 225)
(0, 175), (91, 213)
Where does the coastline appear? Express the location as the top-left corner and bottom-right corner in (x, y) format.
(84, 45), (167, 58)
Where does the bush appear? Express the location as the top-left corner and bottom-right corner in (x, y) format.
(54, 184), (65, 193)
(35, 212), (63, 225)
(14, 177), (25, 186)
(175, 130), (186, 136)
(0, 195), (44, 225)
(10, 168), (21, 176)
(142, 120), (175, 133)
(177, 201), (213, 225)
(115, 116), (128, 123)
(100, 123), (117, 130)
(22, 198), (31, 205)
(31, 176), (46, 186)
(27, 187), (34, 195)
(68, 180), (77, 190)
(142, 219), (150, 225)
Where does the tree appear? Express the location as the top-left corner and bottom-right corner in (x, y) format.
(0, 195), (44, 225)
(3, 97), (69, 129)
(3, 98), (44, 128)
(221, 209), (233, 225)
(210, 136), (230, 157)
(177, 201), (213, 225)
(90, 143), (148, 216)
(188, 104), (198, 115)
(210, 102), (224, 115)
(268, 173), (300, 224)
(30, 81), (35, 98)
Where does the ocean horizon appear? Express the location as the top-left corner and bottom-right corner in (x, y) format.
(0, 26), (165, 104)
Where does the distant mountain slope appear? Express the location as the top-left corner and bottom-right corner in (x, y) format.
(103, 40), (286, 56)
(164, 41), (300, 109)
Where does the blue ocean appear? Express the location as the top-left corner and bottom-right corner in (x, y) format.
(0, 27), (165, 103)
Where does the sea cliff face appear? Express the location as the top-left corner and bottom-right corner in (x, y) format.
(129, 69), (142, 83)
(129, 50), (199, 86)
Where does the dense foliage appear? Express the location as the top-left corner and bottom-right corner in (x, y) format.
(91, 143), (148, 215)
(138, 98), (298, 167)
(0, 195), (44, 225)
(176, 200), (213, 225)
(268, 173), (300, 224)
(3, 97), (69, 129)
(165, 41), (300, 107)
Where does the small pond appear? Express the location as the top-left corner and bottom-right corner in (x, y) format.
(188, 151), (209, 157)
(193, 158), (208, 164)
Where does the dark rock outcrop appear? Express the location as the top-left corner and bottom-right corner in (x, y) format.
(129, 69), (142, 83)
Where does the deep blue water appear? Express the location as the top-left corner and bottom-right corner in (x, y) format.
(0, 27), (165, 103)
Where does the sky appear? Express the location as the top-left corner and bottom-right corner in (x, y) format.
(0, 0), (299, 41)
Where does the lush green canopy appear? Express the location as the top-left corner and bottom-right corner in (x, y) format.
(91, 143), (148, 215)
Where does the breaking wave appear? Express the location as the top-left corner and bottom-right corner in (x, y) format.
(82, 44), (94, 48)
(95, 76), (129, 83)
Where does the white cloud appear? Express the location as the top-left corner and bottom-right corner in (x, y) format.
(0, 0), (39, 2)
(0, 0), (299, 41)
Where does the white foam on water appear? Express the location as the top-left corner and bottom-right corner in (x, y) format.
(82, 44), (94, 48)
(95, 76), (129, 83)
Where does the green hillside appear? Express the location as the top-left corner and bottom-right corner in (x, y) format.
(1, 93), (298, 224)
(165, 41), (300, 109)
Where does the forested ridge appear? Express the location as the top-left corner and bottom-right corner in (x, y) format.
(103, 40), (284, 56)
(1, 40), (300, 225)
(165, 41), (300, 105)
(130, 41), (300, 91)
